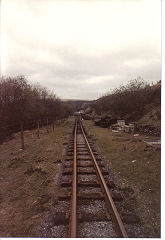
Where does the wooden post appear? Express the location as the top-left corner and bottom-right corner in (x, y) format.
(32, 131), (34, 139)
(37, 120), (40, 138)
(20, 122), (25, 150)
(52, 121), (55, 131)
(46, 118), (49, 133)
(41, 119), (43, 129)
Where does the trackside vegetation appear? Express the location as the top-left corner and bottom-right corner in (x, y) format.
(0, 75), (74, 143)
(93, 78), (161, 122)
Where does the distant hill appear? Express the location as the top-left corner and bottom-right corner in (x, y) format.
(61, 99), (94, 111)
(62, 99), (93, 102)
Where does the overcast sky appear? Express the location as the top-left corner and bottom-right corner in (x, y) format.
(1, 0), (161, 100)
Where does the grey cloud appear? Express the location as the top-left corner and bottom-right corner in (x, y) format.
(2, 0), (161, 99)
(4, 42), (161, 99)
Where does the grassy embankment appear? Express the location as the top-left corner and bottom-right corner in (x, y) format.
(0, 117), (74, 237)
(84, 120), (160, 237)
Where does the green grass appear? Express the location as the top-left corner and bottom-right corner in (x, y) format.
(0, 117), (75, 237)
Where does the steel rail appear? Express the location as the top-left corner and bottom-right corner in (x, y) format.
(79, 120), (128, 238)
(69, 119), (78, 238)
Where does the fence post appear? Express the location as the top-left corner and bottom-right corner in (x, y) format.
(52, 121), (55, 131)
(20, 121), (25, 150)
(46, 118), (49, 133)
(37, 120), (40, 138)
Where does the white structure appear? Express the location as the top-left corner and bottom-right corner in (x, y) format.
(124, 124), (135, 133)
(117, 120), (125, 127)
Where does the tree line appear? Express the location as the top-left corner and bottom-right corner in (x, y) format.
(93, 77), (161, 121)
(0, 75), (74, 145)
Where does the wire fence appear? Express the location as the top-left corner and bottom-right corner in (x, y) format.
(0, 117), (68, 147)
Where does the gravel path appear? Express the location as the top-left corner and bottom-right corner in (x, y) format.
(39, 121), (147, 238)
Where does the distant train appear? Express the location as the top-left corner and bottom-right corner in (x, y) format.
(74, 110), (84, 116)
(74, 111), (81, 116)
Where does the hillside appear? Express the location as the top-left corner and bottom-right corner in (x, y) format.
(62, 99), (93, 111)
(89, 79), (161, 134)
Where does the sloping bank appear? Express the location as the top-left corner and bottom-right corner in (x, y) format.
(83, 120), (160, 238)
(0, 118), (74, 237)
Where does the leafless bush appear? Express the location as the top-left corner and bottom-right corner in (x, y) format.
(0, 75), (74, 142)
(94, 77), (161, 121)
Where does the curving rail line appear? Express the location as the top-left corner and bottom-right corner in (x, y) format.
(69, 118), (128, 238)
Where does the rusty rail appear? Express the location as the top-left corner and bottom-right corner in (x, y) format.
(69, 119), (77, 237)
(79, 120), (128, 238)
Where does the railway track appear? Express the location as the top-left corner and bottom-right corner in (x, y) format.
(63, 118), (128, 238)
(40, 118), (128, 237)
